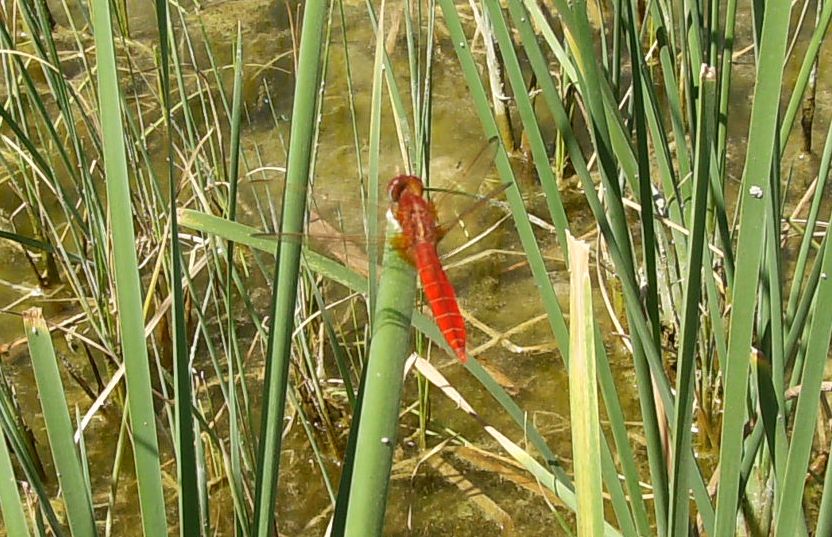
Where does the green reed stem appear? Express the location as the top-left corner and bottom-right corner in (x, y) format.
(341, 221), (417, 535)
(24, 308), (96, 537)
(713, 2), (791, 533)
(774, 210), (832, 534)
(153, 0), (201, 533)
(92, 0), (168, 531)
(0, 403), (29, 537)
(668, 65), (716, 535)
(252, 2), (328, 534)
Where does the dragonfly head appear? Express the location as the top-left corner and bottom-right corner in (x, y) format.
(387, 175), (424, 202)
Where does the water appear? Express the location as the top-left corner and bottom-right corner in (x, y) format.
(1, 0), (829, 535)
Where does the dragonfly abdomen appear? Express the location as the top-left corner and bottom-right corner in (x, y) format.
(388, 175), (469, 363)
(413, 242), (467, 363)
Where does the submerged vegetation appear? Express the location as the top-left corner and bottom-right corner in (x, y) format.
(0, 0), (831, 535)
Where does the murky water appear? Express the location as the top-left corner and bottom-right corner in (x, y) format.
(1, 0), (829, 535)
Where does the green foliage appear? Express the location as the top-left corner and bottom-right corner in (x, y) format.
(1, 0), (832, 535)
(24, 308), (96, 537)
(92, 0), (168, 532)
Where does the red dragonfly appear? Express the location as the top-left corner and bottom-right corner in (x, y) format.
(259, 140), (506, 364)
(386, 146), (508, 363)
(388, 175), (470, 362)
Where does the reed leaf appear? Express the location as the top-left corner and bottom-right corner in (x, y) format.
(0, 373), (63, 532)
(567, 236), (604, 537)
(778, 0), (832, 154)
(0, 406), (30, 537)
(23, 308), (96, 537)
(251, 2), (328, 534)
(366, 0), (385, 325)
(774, 216), (832, 533)
(668, 65), (716, 535)
(91, 0), (168, 531)
(816, 431), (832, 535)
(224, 24), (247, 536)
(435, 0), (568, 381)
(482, 0), (569, 251)
(713, 2), (792, 533)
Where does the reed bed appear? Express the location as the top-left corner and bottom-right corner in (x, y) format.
(0, 0), (830, 536)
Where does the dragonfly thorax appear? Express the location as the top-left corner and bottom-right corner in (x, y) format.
(388, 177), (440, 246)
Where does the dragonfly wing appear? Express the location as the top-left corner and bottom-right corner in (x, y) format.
(438, 181), (512, 233)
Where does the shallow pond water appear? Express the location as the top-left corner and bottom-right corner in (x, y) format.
(1, 0), (830, 535)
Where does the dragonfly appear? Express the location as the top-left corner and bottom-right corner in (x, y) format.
(260, 139), (508, 364)
(387, 171), (511, 362)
